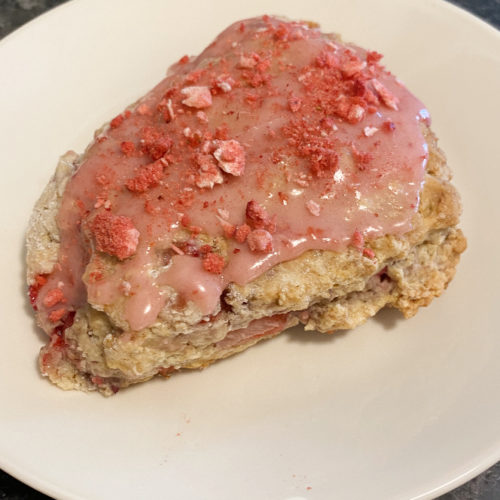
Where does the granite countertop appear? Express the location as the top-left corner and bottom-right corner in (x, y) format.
(0, 1), (499, 498)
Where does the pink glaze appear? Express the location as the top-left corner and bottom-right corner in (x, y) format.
(35, 16), (429, 331)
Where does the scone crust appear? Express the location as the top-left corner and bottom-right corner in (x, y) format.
(27, 123), (466, 395)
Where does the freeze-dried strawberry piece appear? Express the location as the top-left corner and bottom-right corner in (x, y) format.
(219, 219), (236, 238)
(140, 126), (173, 160)
(341, 57), (366, 78)
(246, 200), (271, 229)
(213, 140), (245, 176)
(238, 53), (259, 69)
(247, 229), (273, 253)
(202, 252), (225, 274)
(90, 212), (140, 260)
(351, 230), (364, 250)
(363, 126), (378, 137)
(288, 94), (302, 113)
(366, 51), (383, 64)
(347, 103), (366, 123)
(215, 74), (235, 93)
(363, 247), (376, 259)
(126, 161), (164, 193)
(181, 86), (213, 108)
(49, 308), (66, 323)
(43, 288), (65, 308)
(371, 79), (399, 110)
(110, 114), (124, 129)
(121, 141), (135, 156)
(234, 224), (251, 243)
(194, 153), (224, 189)
(28, 274), (48, 310)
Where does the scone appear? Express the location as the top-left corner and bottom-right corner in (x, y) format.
(26, 16), (466, 395)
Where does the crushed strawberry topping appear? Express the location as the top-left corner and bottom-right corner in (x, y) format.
(234, 224), (251, 243)
(121, 141), (135, 156)
(110, 114), (125, 129)
(181, 86), (213, 108)
(43, 288), (65, 308)
(246, 200), (275, 232)
(28, 274), (48, 310)
(126, 161), (164, 193)
(213, 140), (245, 176)
(247, 229), (273, 253)
(49, 308), (66, 323)
(43, 16), (428, 331)
(140, 127), (173, 160)
(202, 252), (225, 274)
(90, 213), (140, 260)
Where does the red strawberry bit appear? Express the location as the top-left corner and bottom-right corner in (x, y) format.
(43, 288), (65, 308)
(181, 86), (213, 108)
(363, 247), (376, 259)
(178, 55), (190, 64)
(383, 120), (396, 132)
(371, 79), (399, 110)
(347, 104), (366, 123)
(126, 161), (164, 193)
(283, 121), (339, 178)
(315, 48), (338, 68)
(28, 274), (48, 310)
(120, 141), (135, 156)
(351, 230), (364, 250)
(49, 308), (66, 323)
(213, 140), (245, 176)
(180, 214), (191, 227)
(199, 244), (213, 255)
(140, 126), (173, 160)
(215, 74), (235, 93)
(234, 224), (251, 243)
(194, 153), (223, 189)
(202, 252), (225, 274)
(247, 229), (273, 253)
(288, 94), (302, 112)
(90, 212), (140, 260)
(219, 219), (236, 238)
(91, 376), (104, 386)
(366, 51), (383, 65)
(88, 271), (104, 283)
(110, 114), (124, 129)
(35, 274), (47, 285)
(238, 53), (259, 69)
(245, 200), (273, 230)
(136, 103), (151, 115)
(341, 52), (366, 77)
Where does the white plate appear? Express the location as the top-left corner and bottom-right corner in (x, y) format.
(1, 0), (499, 499)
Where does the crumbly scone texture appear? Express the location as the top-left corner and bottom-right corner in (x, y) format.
(26, 126), (466, 395)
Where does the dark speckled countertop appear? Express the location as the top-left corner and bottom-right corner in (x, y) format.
(0, 1), (499, 499)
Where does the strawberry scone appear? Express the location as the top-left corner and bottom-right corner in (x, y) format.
(26, 16), (466, 394)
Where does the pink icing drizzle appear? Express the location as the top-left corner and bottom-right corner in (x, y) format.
(35, 16), (429, 332)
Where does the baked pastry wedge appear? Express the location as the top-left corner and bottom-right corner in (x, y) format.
(27, 16), (466, 395)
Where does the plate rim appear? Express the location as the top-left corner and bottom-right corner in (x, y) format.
(1, 0), (499, 499)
